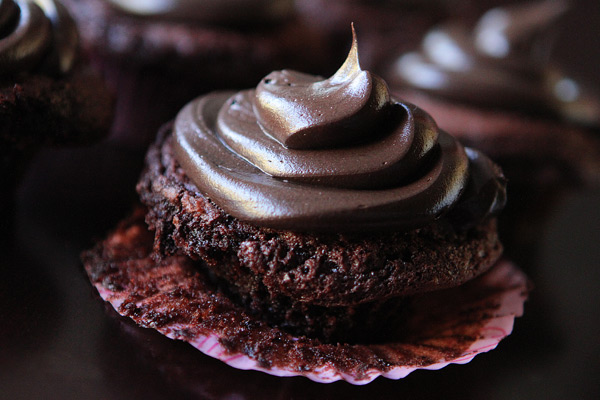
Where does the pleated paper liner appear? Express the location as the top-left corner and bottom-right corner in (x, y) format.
(83, 210), (529, 384)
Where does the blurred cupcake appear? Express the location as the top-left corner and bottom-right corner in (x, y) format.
(63, 0), (333, 147)
(295, 0), (451, 72)
(0, 0), (113, 235)
(383, 0), (600, 261)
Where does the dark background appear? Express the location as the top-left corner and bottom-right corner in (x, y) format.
(1, 1), (599, 398)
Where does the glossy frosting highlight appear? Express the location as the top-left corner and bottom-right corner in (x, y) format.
(254, 32), (391, 150)
(0, 0), (78, 76)
(173, 34), (506, 232)
(106, 0), (294, 24)
(390, 0), (600, 126)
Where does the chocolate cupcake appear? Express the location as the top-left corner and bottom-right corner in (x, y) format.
(63, 0), (332, 147)
(383, 0), (600, 260)
(1, 0), (113, 233)
(83, 33), (528, 383)
(385, 0), (600, 182)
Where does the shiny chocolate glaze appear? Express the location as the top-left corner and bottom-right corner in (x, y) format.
(0, 0), (78, 76)
(173, 31), (506, 232)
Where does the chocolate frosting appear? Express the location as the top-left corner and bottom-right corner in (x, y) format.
(391, 0), (600, 126)
(106, 0), (294, 24)
(173, 31), (506, 232)
(254, 37), (392, 150)
(0, 0), (78, 76)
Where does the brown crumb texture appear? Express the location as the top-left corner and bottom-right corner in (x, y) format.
(137, 125), (503, 308)
(202, 265), (414, 343)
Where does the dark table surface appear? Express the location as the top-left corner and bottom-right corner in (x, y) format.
(2, 1), (600, 398)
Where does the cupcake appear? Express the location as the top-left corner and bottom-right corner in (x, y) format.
(1, 0), (113, 234)
(83, 32), (528, 384)
(385, 0), (600, 182)
(63, 0), (333, 147)
(383, 0), (600, 261)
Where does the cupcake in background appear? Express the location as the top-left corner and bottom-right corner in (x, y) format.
(294, 0), (452, 72)
(294, 0), (534, 71)
(0, 0), (113, 236)
(382, 0), (600, 264)
(63, 0), (333, 148)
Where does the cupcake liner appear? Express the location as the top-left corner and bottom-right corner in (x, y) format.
(83, 210), (529, 384)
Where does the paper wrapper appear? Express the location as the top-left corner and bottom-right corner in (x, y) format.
(83, 210), (529, 384)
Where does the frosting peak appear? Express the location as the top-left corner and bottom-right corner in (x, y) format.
(173, 32), (506, 232)
(254, 28), (391, 150)
(0, 0), (78, 76)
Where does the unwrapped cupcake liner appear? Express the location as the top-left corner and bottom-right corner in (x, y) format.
(84, 212), (529, 384)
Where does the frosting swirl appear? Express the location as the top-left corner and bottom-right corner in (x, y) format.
(106, 0), (294, 24)
(0, 0), (78, 76)
(173, 31), (506, 232)
(390, 0), (600, 126)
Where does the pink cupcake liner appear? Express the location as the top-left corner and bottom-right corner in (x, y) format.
(85, 216), (529, 384)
